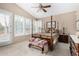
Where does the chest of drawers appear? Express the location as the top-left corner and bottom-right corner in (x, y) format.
(69, 35), (79, 56)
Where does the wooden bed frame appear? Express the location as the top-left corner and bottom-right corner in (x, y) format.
(32, 32), (58, 51)
(30, 16), (59, 51)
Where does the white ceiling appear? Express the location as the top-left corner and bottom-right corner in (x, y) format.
(17, 3), (79, 18)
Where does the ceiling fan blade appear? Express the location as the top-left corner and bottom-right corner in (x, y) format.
(42, 8), (47, 12)
(42, 5), (51, 8)
(32, 7), (39, 8)
(39, 3), (43, 8)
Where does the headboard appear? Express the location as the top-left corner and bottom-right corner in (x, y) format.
(45, 28), (59, 33)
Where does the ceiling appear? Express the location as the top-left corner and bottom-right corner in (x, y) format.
(16, 3), (79, 18)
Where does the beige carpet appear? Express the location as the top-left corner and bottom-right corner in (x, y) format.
(0, 40), (70, 56)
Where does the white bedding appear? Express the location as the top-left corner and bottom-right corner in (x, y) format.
(41, 32), (59, 38)
(40, 32), (59, 46)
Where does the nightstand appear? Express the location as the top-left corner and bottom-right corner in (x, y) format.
(58, 34), (69, 43)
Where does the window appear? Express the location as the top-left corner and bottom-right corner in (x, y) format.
(14, 15), (32, 36)
(24, 19), (32, 35)
(33, 20), (42, 33)
(0, 13), (10, 36)
(14, 15), (24, 36)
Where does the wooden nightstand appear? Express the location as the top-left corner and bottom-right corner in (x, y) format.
(58, 34), (69, 43)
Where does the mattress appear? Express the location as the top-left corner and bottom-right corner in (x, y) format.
(33, 32), (59, 39)
(41, 32), (57, 36)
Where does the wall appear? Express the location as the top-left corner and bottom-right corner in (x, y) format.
(41, 11), (77, 35)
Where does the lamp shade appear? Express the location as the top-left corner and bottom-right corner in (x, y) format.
(76, 32), (79, 37)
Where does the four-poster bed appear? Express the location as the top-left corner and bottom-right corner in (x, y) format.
(29, 16), (59, 53)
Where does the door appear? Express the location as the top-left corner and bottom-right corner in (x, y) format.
(0, 10), (13, 46)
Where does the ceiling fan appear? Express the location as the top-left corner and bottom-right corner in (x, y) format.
(32, 4), (51, 12)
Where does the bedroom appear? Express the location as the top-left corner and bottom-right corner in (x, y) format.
(0, 3), (79, 56)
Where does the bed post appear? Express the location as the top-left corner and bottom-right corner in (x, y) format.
(31, 19), (33, 37)
(50, 16), (53, 51)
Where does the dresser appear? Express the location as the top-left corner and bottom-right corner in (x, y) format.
(69, 35), (79, 56)
(58, 34), (68, 43)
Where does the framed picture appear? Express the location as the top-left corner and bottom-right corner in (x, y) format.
(46, 21), (56, 28)
(76, 20), (79, 31)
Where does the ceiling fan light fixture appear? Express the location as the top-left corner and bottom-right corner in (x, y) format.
(32, 3), (51, 13)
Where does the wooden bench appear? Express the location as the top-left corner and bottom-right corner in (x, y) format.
(29, 38), (48, 54)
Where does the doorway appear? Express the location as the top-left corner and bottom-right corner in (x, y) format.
(0, 10), (13, 46)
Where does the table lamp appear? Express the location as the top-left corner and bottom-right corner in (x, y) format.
(76, 32), (79, 38)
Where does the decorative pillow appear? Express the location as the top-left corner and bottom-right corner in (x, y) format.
(45, 29), (49, 33)
(49, 28), (55, 33)
(35, 38), (40, 42)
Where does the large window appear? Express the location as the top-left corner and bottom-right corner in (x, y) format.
(14, 15), (24, 36)
(24, 19), (32, 35)
(14, 15), (32, 36)
(0, 13), (10, 36)
(14, 15), (43, 36)
(33, 20), (42, 33)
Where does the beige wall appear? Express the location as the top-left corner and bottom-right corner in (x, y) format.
(0, 3), (35, 19)
(41, 11), (77, 35)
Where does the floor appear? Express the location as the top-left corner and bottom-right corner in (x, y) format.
(0, 40), (70, 56)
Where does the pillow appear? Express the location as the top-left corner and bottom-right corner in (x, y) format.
(49, 28), (55, 33)
(35, 38), (40, 42)
(45, 29), (49, 33)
